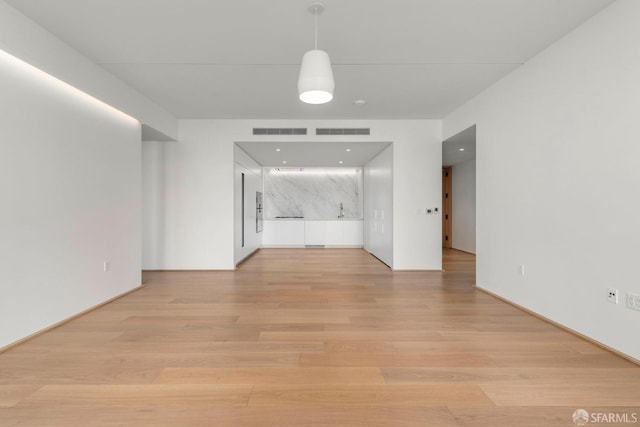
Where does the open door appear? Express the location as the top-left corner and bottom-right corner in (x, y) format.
(442, 166), (452, 248)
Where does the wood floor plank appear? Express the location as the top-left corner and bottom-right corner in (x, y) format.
(0, 386), (41, 408)
(391, 340), (585, 354)
(324, 340), (397, 353)
(154, 367), (386, 385)
(300, 352), (493, 368)
(438, 330), (587, 343)
(12, 341), (213, 355)
(260, 330), (447, 341)
(1, 405), (461, 427)
(249, 384), (494, 407)
(448, 406), (624, 427)
(382, 367), (640, 384)
(206, 341), (325, 354)
(488, 352), (637, 368)
(481, 383), (640, 406)
(114, 327), (261, 343)
(236, 313), (352, 324)
(21, 384), (253, 406)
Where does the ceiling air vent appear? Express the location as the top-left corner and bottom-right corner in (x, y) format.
(316, 128), (370, 136)
(253, 128), (307, 135)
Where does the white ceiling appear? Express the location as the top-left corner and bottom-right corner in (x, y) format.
(443, 125), (476, 166)
(236, 141), (391, 167)
(5, 0), (614, 120)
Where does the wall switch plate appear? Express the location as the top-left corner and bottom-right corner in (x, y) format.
(519, 264), (525, 277)
(104, 261), (111, 272)
(626, 292), (640, 311)
(607, 288), (618, 304)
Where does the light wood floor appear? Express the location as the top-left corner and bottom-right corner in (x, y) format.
(1, 249), (638, 426)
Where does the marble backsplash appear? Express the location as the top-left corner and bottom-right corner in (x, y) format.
(264, 168), (362, 219)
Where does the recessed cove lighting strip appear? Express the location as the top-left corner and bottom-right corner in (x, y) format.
(269, 167), (359, 176)
(0, 49), (138, 125)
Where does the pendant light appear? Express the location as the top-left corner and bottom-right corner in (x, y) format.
(298, 3), (334, 104)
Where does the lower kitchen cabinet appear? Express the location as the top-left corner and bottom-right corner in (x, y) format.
(324, 221), (343, 245)
(263, 220), (363, 247)
(262, 220), (304, 246)
(342, 221), (364, 246)
(304, 221), (326, 245)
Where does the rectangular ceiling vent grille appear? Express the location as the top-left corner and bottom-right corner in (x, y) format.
(252, 128), (307, 135)
(316, 128), (370, 136)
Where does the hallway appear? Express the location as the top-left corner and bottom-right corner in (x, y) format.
(1, 249), (638, 426)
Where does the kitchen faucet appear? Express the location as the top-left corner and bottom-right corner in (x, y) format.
(338, 202), (344, 218)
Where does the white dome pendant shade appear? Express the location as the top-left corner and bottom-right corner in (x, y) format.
(298, 49), (334, 104)
(298, 3), (334, 105)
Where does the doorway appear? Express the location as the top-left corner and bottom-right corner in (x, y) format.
(442, 166), (452, 248)
(442, 125), (476, 265)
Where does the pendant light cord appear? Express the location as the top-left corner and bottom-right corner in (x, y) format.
(314, 7), (318, 50)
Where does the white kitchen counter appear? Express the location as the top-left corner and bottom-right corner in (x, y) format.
(262, 219), (363, 247)
(267, 217), (363, 221)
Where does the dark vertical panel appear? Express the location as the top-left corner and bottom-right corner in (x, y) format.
(241, 173), (245, 248)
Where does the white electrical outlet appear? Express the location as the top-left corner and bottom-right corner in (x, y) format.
(626, 292), (640, 312)
(607, 288), (618, 304)
(104, 260), (111, 272)
(520, 264), (525, 277)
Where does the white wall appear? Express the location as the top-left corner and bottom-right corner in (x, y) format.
(142, 141), (166, 269)
(364, 145), (393, 267)
(0, 49), (141, 348)
(143, 137), (241, 269)
(382, 121), (442, 270)
(234, 146), (262, 264)
(148, 120), (441, 270)
(452, 159), (476, 254)
(443, 0), (640, 360)
(0, 0), (177, 140)
(159, 121), (236, 269)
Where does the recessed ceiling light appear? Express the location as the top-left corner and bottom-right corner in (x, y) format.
(276, 148), (281, 152)
(459, 148), (465, 152)
(282, 160), (287, 164)
(339, 161), (344, 164)
(346, 148), (351, 152)
(354, 100), (366, 107)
